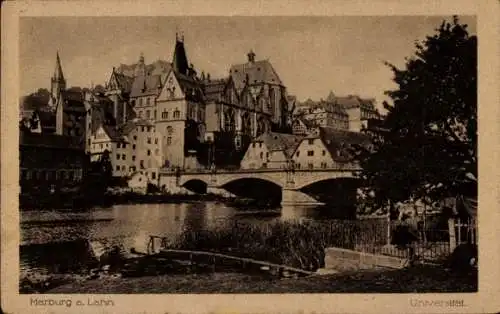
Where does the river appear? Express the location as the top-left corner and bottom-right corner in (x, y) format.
(20, 202), (341, 275)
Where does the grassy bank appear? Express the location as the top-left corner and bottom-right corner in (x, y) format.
(47, 265), (477, 293)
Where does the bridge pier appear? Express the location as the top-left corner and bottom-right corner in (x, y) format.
(281, 189), (325, 206)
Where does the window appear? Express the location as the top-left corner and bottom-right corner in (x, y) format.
(141, 127), (145, 132)
(122, 154), (126, 160)
(252, 143), (256, 148)
(259, 143), (262, 148)
(116, 166), (120, 171)
(167, 137), (172, 145)
(152, 172), (156, 179)
(140, 160), (144, 168)
(133, 136), (137, 140)
(260, 152), (263, 159)
(308, 163), (314, 169)
(139, 98), (143, 106)
(132, 156), (136, 161)
(147, 127), (151, 132)
(131, 100), (136, 107)
(147, 137), (151, 144)
(321, 162), (327, 169)
(266, 152), (269, 158)
(116, 154), (120, 159)
(308, 139), (314, 145)
(155, 138), (158, 144)
(296, 151), (300, 157)
(122, 166), (126, 171)
(147, 150), (151, 156)
(173, 109), (180, 119)
(146, 98), (150, 105)
(146, 110), (150, 118)
(167, 126), (173, 134)
(123, 143), (127, 149)
(155, 149), (159, 155)
(100, 144), (103, 149)
(139, 111), (143, 118)
(296, 163), (301, 169)
(307, 150), (314, 156)
(133, 144), (136, 150)
(322, 150), (326, 156)
(162, 111), (168, 119)
(154, 110), (157, 119)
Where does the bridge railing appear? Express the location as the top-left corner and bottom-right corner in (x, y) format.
(159, 163), (361, 175)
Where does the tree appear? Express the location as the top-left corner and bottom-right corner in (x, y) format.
(355, 16), (477, 210)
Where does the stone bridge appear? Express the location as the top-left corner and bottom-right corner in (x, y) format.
(159, 165), (361, 206)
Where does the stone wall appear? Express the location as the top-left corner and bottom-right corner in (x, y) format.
(324, 247), (407, 271)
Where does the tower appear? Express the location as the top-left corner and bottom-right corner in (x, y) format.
(134, 53), (146, 77)
(51, 52), (66, 98)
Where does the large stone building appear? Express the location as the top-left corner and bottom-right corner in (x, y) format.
(293, 92), (380, 133)
(83, 34), (291, 182)
(19, 132), (88, 193)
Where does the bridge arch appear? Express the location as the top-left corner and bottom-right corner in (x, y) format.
(292, 170), (357, 190)
(216, 172), (284, 188)
(182, 179), (208, 194)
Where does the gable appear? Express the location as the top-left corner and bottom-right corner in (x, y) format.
(292, 137), (330, 158)
(157, 70), (184, 101)
(93, 125), (112, 142)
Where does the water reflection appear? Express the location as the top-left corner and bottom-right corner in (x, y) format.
(20, 202), (342, 274)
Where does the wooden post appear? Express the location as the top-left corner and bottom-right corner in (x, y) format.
(448, 218), (457, 252)
(457, 218), (461, 246)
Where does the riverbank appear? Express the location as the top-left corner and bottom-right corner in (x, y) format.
(20, 191), (278, 211)
(47, 265), (477, 293)
(19, 189), (281, 211)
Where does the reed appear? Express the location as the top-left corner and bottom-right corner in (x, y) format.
(169, 219), (388, 271)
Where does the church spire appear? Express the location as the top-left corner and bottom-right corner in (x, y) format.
(51, 51), (66, 97)
(172, 32), (189, 75)
(53, 51), (65, 82)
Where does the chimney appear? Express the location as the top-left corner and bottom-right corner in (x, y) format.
(247, 50), (256, 63)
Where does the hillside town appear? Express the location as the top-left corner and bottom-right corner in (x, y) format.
(17, 16), (478, 296)
(19, 33), (381, 194)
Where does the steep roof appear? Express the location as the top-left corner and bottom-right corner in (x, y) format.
(130, 74), (163, 98)
(116, 118), (154, 137)
(203, 78), (227, 102)
(229, 59), (282, 92)
(101, 124), (123, 142)
(172, 38), (189, 76)
(255, 132), (303, 158)
(115, 59), (171, 78)
(316, 127), (371, 162)
(335, 95), (362, 109)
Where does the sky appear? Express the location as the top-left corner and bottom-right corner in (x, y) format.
(20, 15), (476, 111)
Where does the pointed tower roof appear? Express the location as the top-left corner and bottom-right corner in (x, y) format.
(172, 33), (189, 75)
(53, 52), (65, 81)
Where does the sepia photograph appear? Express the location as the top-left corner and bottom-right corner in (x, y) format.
(17, 14), (479, 295)
(2, 1), (499, 313)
